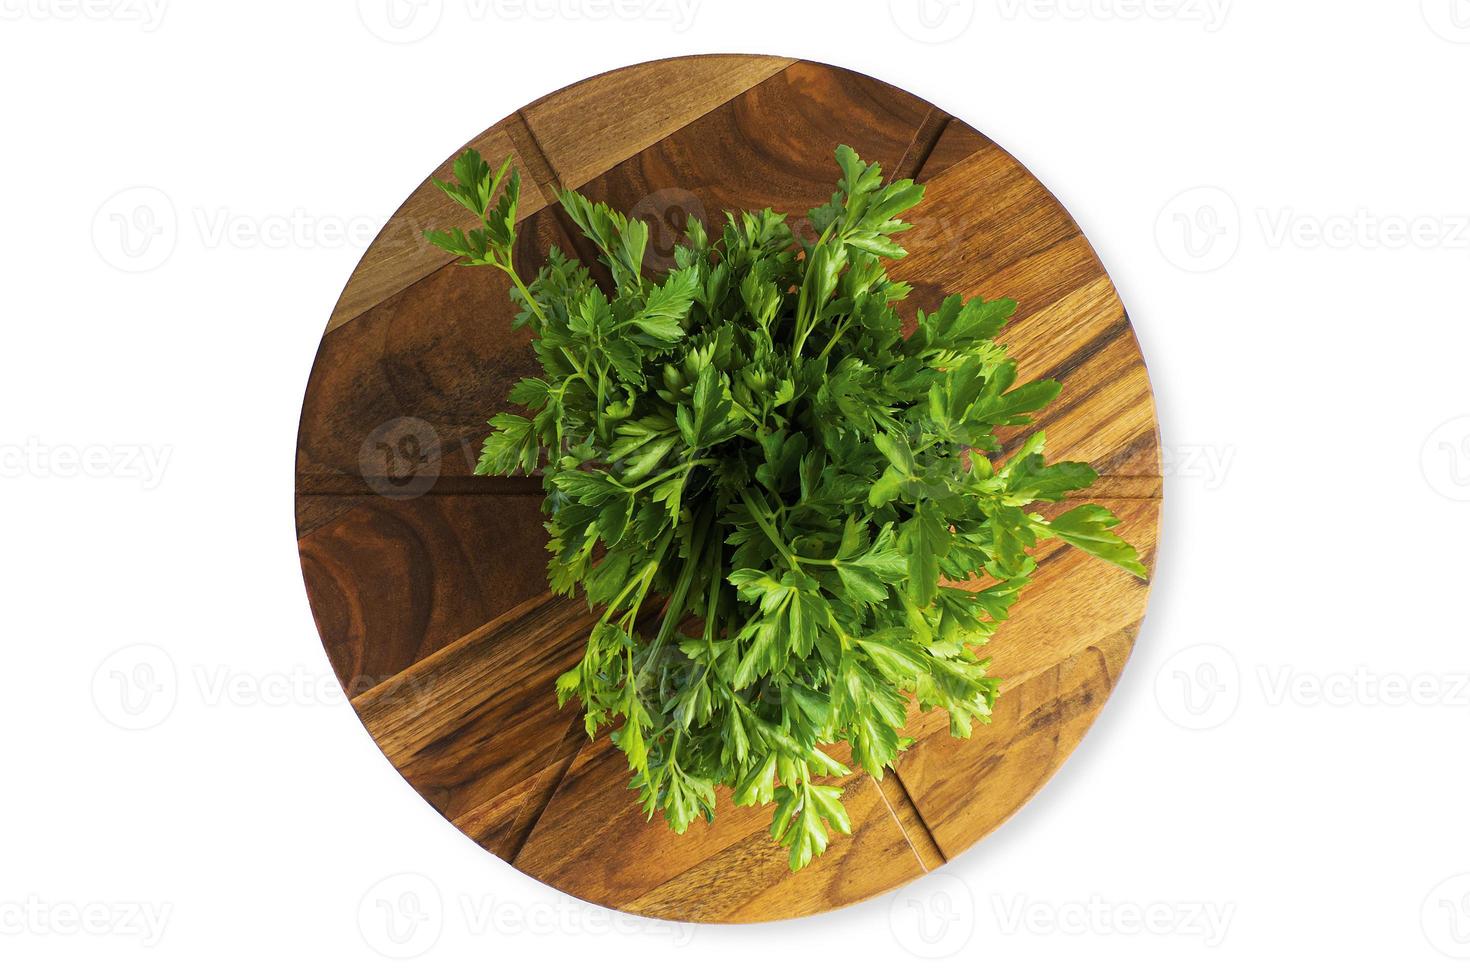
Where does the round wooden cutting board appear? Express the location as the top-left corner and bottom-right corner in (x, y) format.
(295, 55), (1161, 923)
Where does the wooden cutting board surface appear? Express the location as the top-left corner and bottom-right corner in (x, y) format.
(295, 55), (1162, 923)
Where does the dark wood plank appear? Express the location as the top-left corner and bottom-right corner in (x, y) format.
(298, 494), (549, 691)
(916, 116), (994, 182)
(297, 208), (570, 483)
(351, 592), (596, 862)
(558, 61), (936, 258)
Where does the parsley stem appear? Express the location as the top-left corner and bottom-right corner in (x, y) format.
(738, 488), (800, 570)
(615, 458), (707, 494)
(600, 561), (653, 622)
(645, 505), (711, 676)
(496, 259), (550, 331)
(594, 365), (609, 441)
(816, 313), (852, 360)
(703, 531), (723, 642)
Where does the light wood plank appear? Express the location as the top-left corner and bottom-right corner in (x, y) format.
(324, 121), (549, 332)
(522, 54), (795, 189)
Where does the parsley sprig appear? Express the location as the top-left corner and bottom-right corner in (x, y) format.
(427, 146), (1145, 870)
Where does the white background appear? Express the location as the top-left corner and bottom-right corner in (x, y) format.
(3, 0), (1468, 975)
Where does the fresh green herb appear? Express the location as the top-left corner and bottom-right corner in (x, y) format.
(427, 145), (1145, 870)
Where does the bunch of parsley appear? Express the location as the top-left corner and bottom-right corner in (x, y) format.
(426, 146), (1144, 870)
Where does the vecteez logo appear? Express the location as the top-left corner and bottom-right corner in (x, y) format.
(995, 0), (1230, 31)
(356, 0), (443, 43)
(888, 871), (976, 958)
(1156, 187), (1241, 273)
(1422, 416), (1470, 502)
(92, 187), (177, 273)
(0, 0), (168, 30)
(1422, 0), (1470, 43)
(889, 0), (976, 43)
(1154, 643), (1241, 730)
(356, 0), (699, 42)
(358, 873), (444, 959)
(1423, 874), (1470, 958)
(91, 644), (178, 731)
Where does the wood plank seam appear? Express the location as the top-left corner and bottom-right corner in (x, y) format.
(529, 56), (799, 191)
(501, 710), (593, 864)
(504, 111), (564, 208)
(505, 110), (615, 291)
(348, 590), (576, 706)
(895, 109), (952, 183)
(872, 771), (947, 872)
(319, 57), (799, 337)
(296, 476), (543, 496)
(864, 102), (999, 892)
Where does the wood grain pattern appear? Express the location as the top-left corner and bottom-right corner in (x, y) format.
(298, 494), (549, 690)
(515, 740), (928, 923)
(352, 593), (593, 861)
(298, 209), (568, 483)
(325, 119), (550, 332)
(893, 495), (1159, 857)
(522, 55), (795, 189)
(556, 61), (936, 262)
(296, 57), (1162, 923)
(890, 119), (1160, 477)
